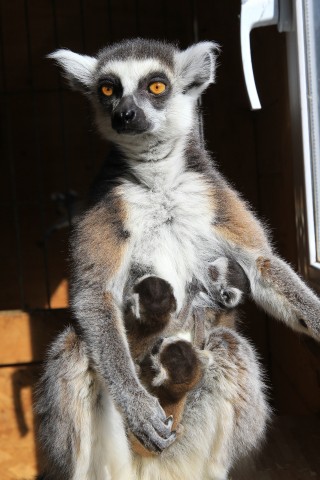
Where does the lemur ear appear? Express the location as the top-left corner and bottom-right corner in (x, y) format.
(175, 41), (220, 97)
(209, 257), (228, 283)
(48, 49), (97, 92)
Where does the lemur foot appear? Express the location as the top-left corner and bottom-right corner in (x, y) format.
(125, 389), (176, 453)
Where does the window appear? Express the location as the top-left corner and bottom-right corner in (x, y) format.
(287, 0), (320, 287)
(301, 0), (320, 266)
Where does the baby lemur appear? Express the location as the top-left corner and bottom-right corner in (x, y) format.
(36, 39), (320, 480)
(126, 257), (250, 458)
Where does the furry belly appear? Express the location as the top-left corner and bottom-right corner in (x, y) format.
(131, 226), (215, 311)
(122, 172), (219, 310)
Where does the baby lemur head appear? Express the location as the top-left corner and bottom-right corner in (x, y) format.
(49, 39), (219, 155)
(209, 257), (251, 310)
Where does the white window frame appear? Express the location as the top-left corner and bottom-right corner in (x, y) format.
(287, 0), (320, 290)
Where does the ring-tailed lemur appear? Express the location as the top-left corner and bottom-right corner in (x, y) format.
(36, 39), (320, 479)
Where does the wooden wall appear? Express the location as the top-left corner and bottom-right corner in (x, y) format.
(1, 1), (319, 478)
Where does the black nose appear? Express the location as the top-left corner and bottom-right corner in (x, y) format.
(112, 96), (137, 130)
(112, 107), (136, 131)
(111, 95), (149, 134)
(122, 109), (135, 123)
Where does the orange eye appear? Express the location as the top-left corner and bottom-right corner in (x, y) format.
(101, 85), (113, 96)
(148, 82), (166, 95)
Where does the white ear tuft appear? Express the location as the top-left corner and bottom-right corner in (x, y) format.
(48, 49), (98, 92)
(175, 41), (220, 97)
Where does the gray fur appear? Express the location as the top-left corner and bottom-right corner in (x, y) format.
(97, 39), (177, 72)
(37, 38), (320, 479)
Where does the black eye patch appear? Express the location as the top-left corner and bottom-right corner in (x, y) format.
(138, 71), (172, 110)
(97, 75), (123, 101)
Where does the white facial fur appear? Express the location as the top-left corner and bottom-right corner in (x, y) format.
(93, 58), (196, 157)
(100, 58), (173, 96)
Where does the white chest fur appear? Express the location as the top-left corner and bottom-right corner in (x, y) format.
(121, 159), (218, 310)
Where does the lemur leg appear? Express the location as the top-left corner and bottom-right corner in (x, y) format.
(236, 250), (320, 339)
(252, 254), (320, 338)
(202, 326), (269, 480)
(36, 326), (133, 480)
(214, 186), (320, 340)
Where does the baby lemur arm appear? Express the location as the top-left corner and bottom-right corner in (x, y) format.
(214, 184), (320, 338)
(70, 200), (174, 453)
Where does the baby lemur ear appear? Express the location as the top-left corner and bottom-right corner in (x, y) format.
(175, 41), (220, 97)
(48, 49), (97, 92)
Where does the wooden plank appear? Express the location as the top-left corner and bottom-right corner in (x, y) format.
(0, 0), (30, 92)
(81, 0), (112, 53)
(0, 97), (12, 204)
(0, 309), (72, 365)
(269, 321), (320, 415)
(53, 0), (86, 52)
(0, 201), (70, 310)
(107, 0), (139, 42)
(0, 208), (22, 310)
(0, 364), (40, 480)
(25, 0), (59, 91)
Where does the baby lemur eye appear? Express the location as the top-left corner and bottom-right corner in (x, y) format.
(101, 85), (113, 97)
(148, 82), (166, 95)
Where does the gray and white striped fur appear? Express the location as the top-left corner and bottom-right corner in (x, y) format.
(36, 38), (320, 479)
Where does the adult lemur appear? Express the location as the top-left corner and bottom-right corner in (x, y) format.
(36, 39), (320, 480)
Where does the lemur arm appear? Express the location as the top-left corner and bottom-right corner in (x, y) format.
(214, 185), (320, 339)
(70, 200), (175, 453)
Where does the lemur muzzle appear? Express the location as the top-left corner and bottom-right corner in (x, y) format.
(112, 95), (149, 134)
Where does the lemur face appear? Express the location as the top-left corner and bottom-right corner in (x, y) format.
(49, 39), (219, 147)
(95, 54), (175, 138)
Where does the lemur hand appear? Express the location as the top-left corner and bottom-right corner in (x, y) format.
(125, 388), (176, 453)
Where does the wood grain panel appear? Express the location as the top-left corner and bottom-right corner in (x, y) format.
(0, 0), (30, 92)
(269, 321), (320, 415)
(0, 365), (40, 480)
(0, 309), (71, 365)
